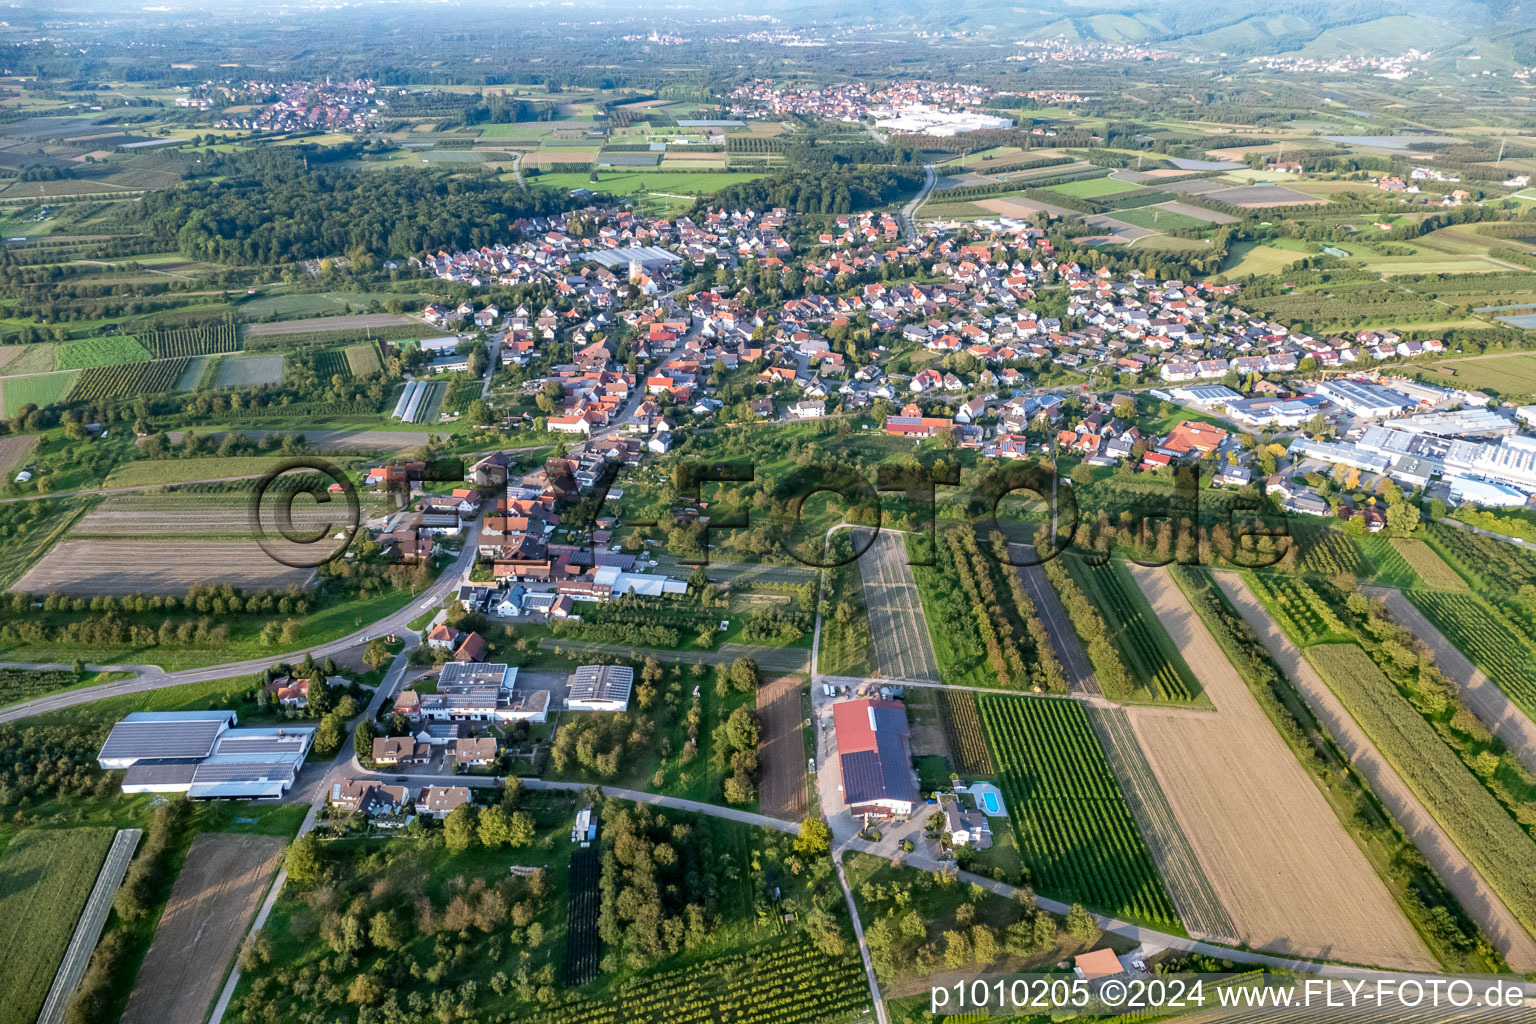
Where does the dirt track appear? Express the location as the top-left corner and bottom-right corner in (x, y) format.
(121, 833), (286, 1024)
(856, 529), (939, 681)
(1366, 586), (1536, 779)
(757, 676), (808, 820)
(1125, 565), (1435, 970)
(1010, 543), (1099, 696)
(1220, 573), (1536, 971)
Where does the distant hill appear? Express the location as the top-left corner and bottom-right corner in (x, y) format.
(773, 0), (1535, 58)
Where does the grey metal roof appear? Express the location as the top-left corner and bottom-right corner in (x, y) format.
(212, 730), (313, 756)
(123, 763), (198, 787)
(99, 719), (224, 762)
(586, 246), (682, 270)
(569, 664), (634, 703)
(191, 761), (299, 784)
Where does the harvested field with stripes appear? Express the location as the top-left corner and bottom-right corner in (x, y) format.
(1089, 705), (1236, 943)
(756, 676), (808, 820)
(73, 493), (341, 538)
(120, 833), (286, 1024)
(1220, 573), (1536, 972)
(11, 538), (316, 595)
(856, 529), (939, 681)
(1121, 564), (1434, 969)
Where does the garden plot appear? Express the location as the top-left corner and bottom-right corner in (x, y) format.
(212, 354), (283, 388)
(1122, 565), (1435, 970)
(11, 538), (316, 595)
(0, 434), (36, 477)
(120, 834), (286, 1024)
(856, 528), (940, 681)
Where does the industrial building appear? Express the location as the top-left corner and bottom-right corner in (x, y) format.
(1441, 436), (1536, 496)
(1314, 379), (1415, 419)
(1225, 394), (1326, 428)
(586, 246), (684, 272)
(1389, 408), (1517, 438)
(872, 105), (1012, 136)
(1287, 437), (1390, 474)
(97, 711), (315, 799)
(1168, 384), (1242, 409)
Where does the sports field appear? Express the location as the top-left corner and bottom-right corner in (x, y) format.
(1108, 205), (1208, 232)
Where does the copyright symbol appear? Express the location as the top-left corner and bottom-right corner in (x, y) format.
(1100, 979), (1127, 1007)
(248, 458), (360, 569)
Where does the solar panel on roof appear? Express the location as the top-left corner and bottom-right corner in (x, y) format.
(99, 720), (223, 761)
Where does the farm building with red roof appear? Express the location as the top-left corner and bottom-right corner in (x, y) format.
(833, 698), (919, 818)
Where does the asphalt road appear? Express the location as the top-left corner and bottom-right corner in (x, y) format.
(900, 165), (937, 240)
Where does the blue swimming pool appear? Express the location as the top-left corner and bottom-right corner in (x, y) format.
(980, 791), (1001, 814)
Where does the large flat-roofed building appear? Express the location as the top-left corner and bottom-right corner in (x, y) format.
(1315, 379), (1415, 419)
(100, 711), (316, 799)
(1442, 436), (1536, 495)
(1389, 408), (1517, 438)
(586, 246), (683, 272)
(566, 664), (634, 712)
(97, 710), (237, 769)
(1168, 384), (1242, 409)
(1447, 476), (1530, 507)
(1287, 437), (1391, 474)
(833, 698), (919, 819)
(1225, 395), (1326, 429)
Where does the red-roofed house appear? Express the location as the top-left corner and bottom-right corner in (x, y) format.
(1159, 420), (1228, 457)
